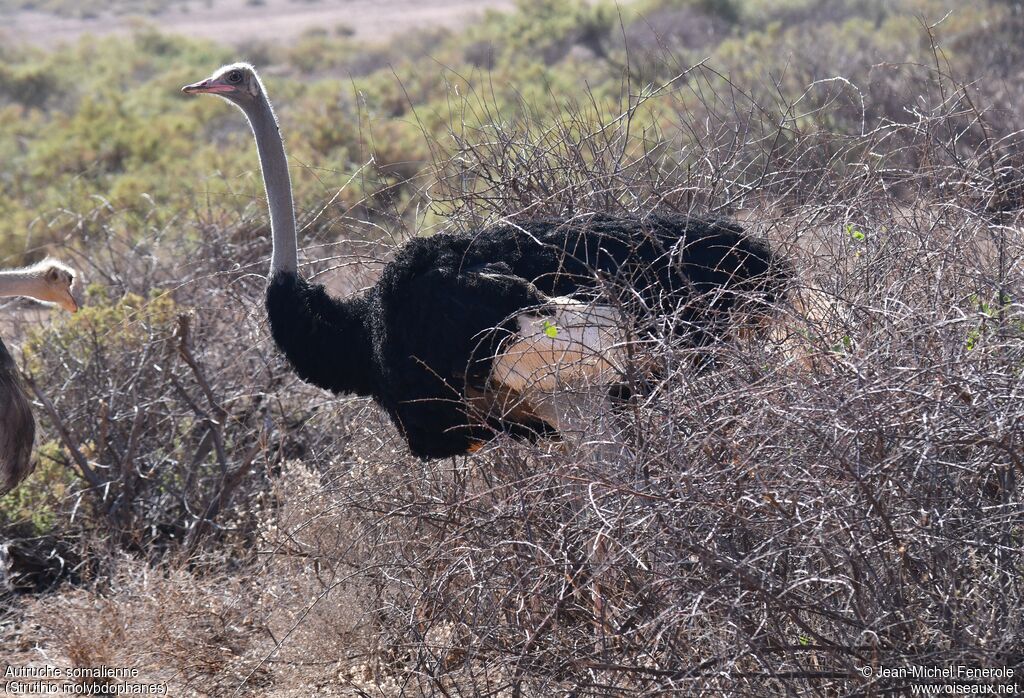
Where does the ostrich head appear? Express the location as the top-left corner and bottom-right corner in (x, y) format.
(183, 62), (299, 276)
(30, 259), (81, 313)
(182, 63), (266, 108)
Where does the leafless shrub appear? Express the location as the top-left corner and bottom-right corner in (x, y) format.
(290, 37), (1024, 697)
(17, 256), (272, 560)
(1, 199), (364, 571)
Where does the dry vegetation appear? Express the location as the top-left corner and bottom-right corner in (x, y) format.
(2, 0), (1024, 695)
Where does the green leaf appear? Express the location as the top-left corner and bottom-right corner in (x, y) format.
(542, 320), (558, 338)
(966, 328), (981, 351)
(830, 335), (853, 354)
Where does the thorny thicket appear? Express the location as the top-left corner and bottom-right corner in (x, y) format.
(3, 28), (1024, 698)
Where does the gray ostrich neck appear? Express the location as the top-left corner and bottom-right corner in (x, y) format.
(243, 95), (298, 276)
(0, 270), (44, 300)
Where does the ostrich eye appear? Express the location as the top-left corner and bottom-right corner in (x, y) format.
(227, 70), (243, 84)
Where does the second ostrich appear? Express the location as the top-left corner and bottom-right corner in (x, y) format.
(183, 64), (788, 458)
(1, 259), (79, 495)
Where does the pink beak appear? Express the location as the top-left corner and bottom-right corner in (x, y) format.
(181, 79), (234, 95)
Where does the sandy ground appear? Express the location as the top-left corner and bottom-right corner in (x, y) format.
(0, 0), (517, 48)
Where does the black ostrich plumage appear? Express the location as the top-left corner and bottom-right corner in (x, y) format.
(265, 213), (788, 459)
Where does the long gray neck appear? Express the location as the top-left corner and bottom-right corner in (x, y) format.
(0, 270), (45, 301)
(242, 95), (298, 276)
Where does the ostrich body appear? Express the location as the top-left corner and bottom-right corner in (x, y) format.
(184, 65), (787, 458)
(0, 259), (79, 494)
(0, 338), (34, 496)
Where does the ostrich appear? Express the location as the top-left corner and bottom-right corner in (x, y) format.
(182, 64), (788, 458)
(0, 259), (79, 495)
